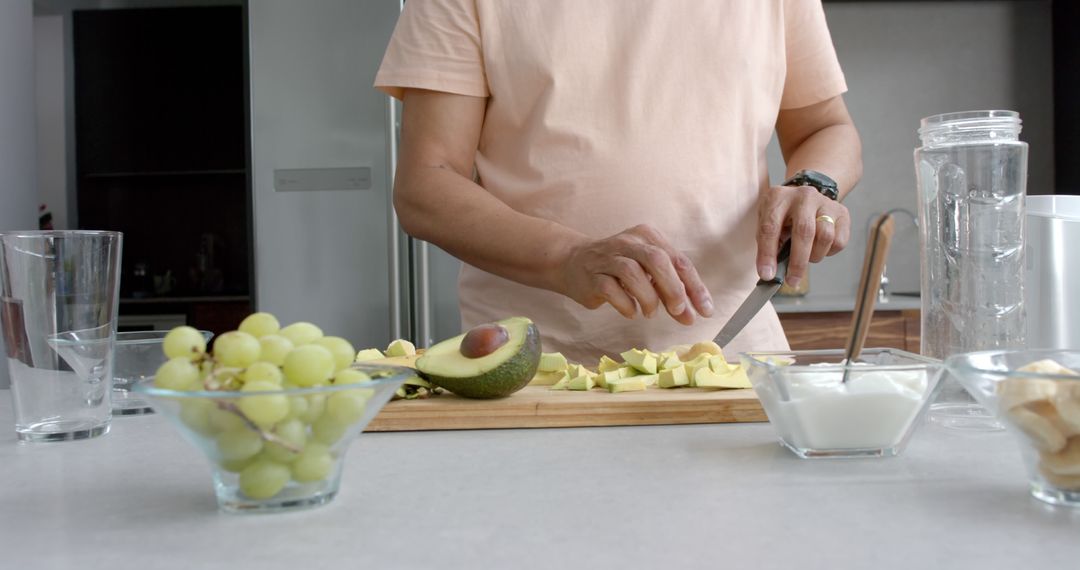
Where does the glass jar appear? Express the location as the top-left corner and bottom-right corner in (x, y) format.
(914, 110), (1028, 430)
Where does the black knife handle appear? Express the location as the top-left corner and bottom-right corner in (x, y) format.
(776, 240), (791, 265)
(773, 240), (791, 284)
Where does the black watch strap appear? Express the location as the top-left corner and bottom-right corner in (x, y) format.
(782, 169), (840, 201)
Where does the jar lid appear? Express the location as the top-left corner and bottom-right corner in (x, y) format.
(918, 110), (1022, 145)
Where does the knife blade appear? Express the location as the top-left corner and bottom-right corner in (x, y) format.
(713, 241), (791, 349)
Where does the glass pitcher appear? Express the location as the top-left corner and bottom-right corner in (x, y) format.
(914, 110), (1027, 430)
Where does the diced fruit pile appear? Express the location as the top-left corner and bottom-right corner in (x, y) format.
(354, 338), (442, 400)
(154, 313), (377, 501)
(531, 341), (751, 393)
(997, 359), (1080, 491)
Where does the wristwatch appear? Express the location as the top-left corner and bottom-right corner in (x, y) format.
(782, 169), (839, 201)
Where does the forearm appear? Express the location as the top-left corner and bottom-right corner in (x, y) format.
(782, 122), (862, 200)
(394, 165), (585, 294)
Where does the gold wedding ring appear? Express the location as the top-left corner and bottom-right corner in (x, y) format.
(815, 214), (836, 225)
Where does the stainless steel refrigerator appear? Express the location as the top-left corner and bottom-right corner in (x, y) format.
(247, 0), (462, 350)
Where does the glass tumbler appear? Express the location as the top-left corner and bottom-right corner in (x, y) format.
(0, 230), (123, 442)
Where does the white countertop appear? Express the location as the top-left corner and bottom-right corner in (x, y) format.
(1, 392), (1077, 570)
(773, 292), (922, 314)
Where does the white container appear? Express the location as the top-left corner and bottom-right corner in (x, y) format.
(1026, 195), (1080, 350)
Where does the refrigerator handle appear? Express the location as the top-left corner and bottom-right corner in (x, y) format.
(415, 239), (433, 348)
(385, 94), (403, 341)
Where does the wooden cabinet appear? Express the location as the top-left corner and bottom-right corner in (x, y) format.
(778, 309), (921, 353)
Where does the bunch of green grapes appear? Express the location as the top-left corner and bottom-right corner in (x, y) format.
(155, 313), (374, 500)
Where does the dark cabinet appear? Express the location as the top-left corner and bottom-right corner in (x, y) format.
(73, 7), (246, 174)
(73, 6), (252, 334)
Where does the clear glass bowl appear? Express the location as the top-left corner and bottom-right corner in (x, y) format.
(133, 362), (411, 513)
(945, 349), (1080, 507)
(741, 348), (944, 459)
(113, 330), (214, 415)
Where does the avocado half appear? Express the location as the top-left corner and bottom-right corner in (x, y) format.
(415, 317), (541, 399)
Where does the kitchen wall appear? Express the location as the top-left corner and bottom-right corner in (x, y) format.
(35, 14), (67, 230)
(0, 0), (39, 389)
(775, 0), (1054, 296)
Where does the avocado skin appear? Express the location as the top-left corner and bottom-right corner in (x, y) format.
(421, 323), (541, 399)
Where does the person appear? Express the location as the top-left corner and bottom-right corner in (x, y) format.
(375, 0), (862, 364)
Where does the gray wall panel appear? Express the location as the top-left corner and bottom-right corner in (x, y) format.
(769, 0), (1054, 297)
(0, 1), (38, 389)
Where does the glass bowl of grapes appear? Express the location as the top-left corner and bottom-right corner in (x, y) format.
(133, 313), (412, 513)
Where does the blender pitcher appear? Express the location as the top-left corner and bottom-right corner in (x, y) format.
(914, 110), (1027, 430)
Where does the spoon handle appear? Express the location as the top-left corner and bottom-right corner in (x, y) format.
(843, 213), (895, 381)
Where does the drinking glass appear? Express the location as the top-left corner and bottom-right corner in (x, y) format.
(0, 230), (123, 442)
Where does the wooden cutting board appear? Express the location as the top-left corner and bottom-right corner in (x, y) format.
(366, 386), (766, 431)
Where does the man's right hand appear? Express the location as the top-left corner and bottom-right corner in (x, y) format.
(560, 224), (714, 325)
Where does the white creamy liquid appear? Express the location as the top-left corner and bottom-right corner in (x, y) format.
(765, 368), (928, 450)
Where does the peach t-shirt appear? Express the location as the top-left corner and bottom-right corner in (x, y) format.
(375, 0), (847, 363)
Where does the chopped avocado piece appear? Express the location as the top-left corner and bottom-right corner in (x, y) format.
(550, 376), (570, 390)
(693, 366), (752, 389)
(392, 375), (440, 400)
(684, 354), (712, 387)
(403, 376), (432, 388)
(415, 317), (541, 399)
(597, 355), (622, 373)
(566, 364), (595, 379)
(708, 355), (733, 372)
(721, 366), (752, 389)
(637, 373), (659, 387)
(596, 369), (621, 389)
(567, 375), (596, 391)
(620, 349), (657, 374)
(355, 348), (385, 362)
(657, 352), (682, 371)
(530, 370), (568, 386)
(607, 376), (647, 393)
(375, 353), (422, 369)
(658, 366), (690, 388)
(598, 367), (637, 388)
(538, 352), (568, 372)
(386, 339), (417, 357)
(693, 367), (726, 388)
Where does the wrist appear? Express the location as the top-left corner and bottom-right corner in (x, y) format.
(543, 229), (590, 296)
(782, 169), (839, 201)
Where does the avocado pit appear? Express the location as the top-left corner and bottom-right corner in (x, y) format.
(460, 324), (510, 359)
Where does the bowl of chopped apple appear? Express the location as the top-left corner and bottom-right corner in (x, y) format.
(946, 350), (1080, 507)
(133, 313), (411, 514)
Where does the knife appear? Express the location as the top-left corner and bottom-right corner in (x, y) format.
(713, 240), (791, 349)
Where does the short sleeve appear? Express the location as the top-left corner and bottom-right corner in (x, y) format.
(780, 0), (847, 110)
(374, 0), (489, 100)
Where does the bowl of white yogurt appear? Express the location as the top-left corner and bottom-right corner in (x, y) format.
(741, 348), (944, 459)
